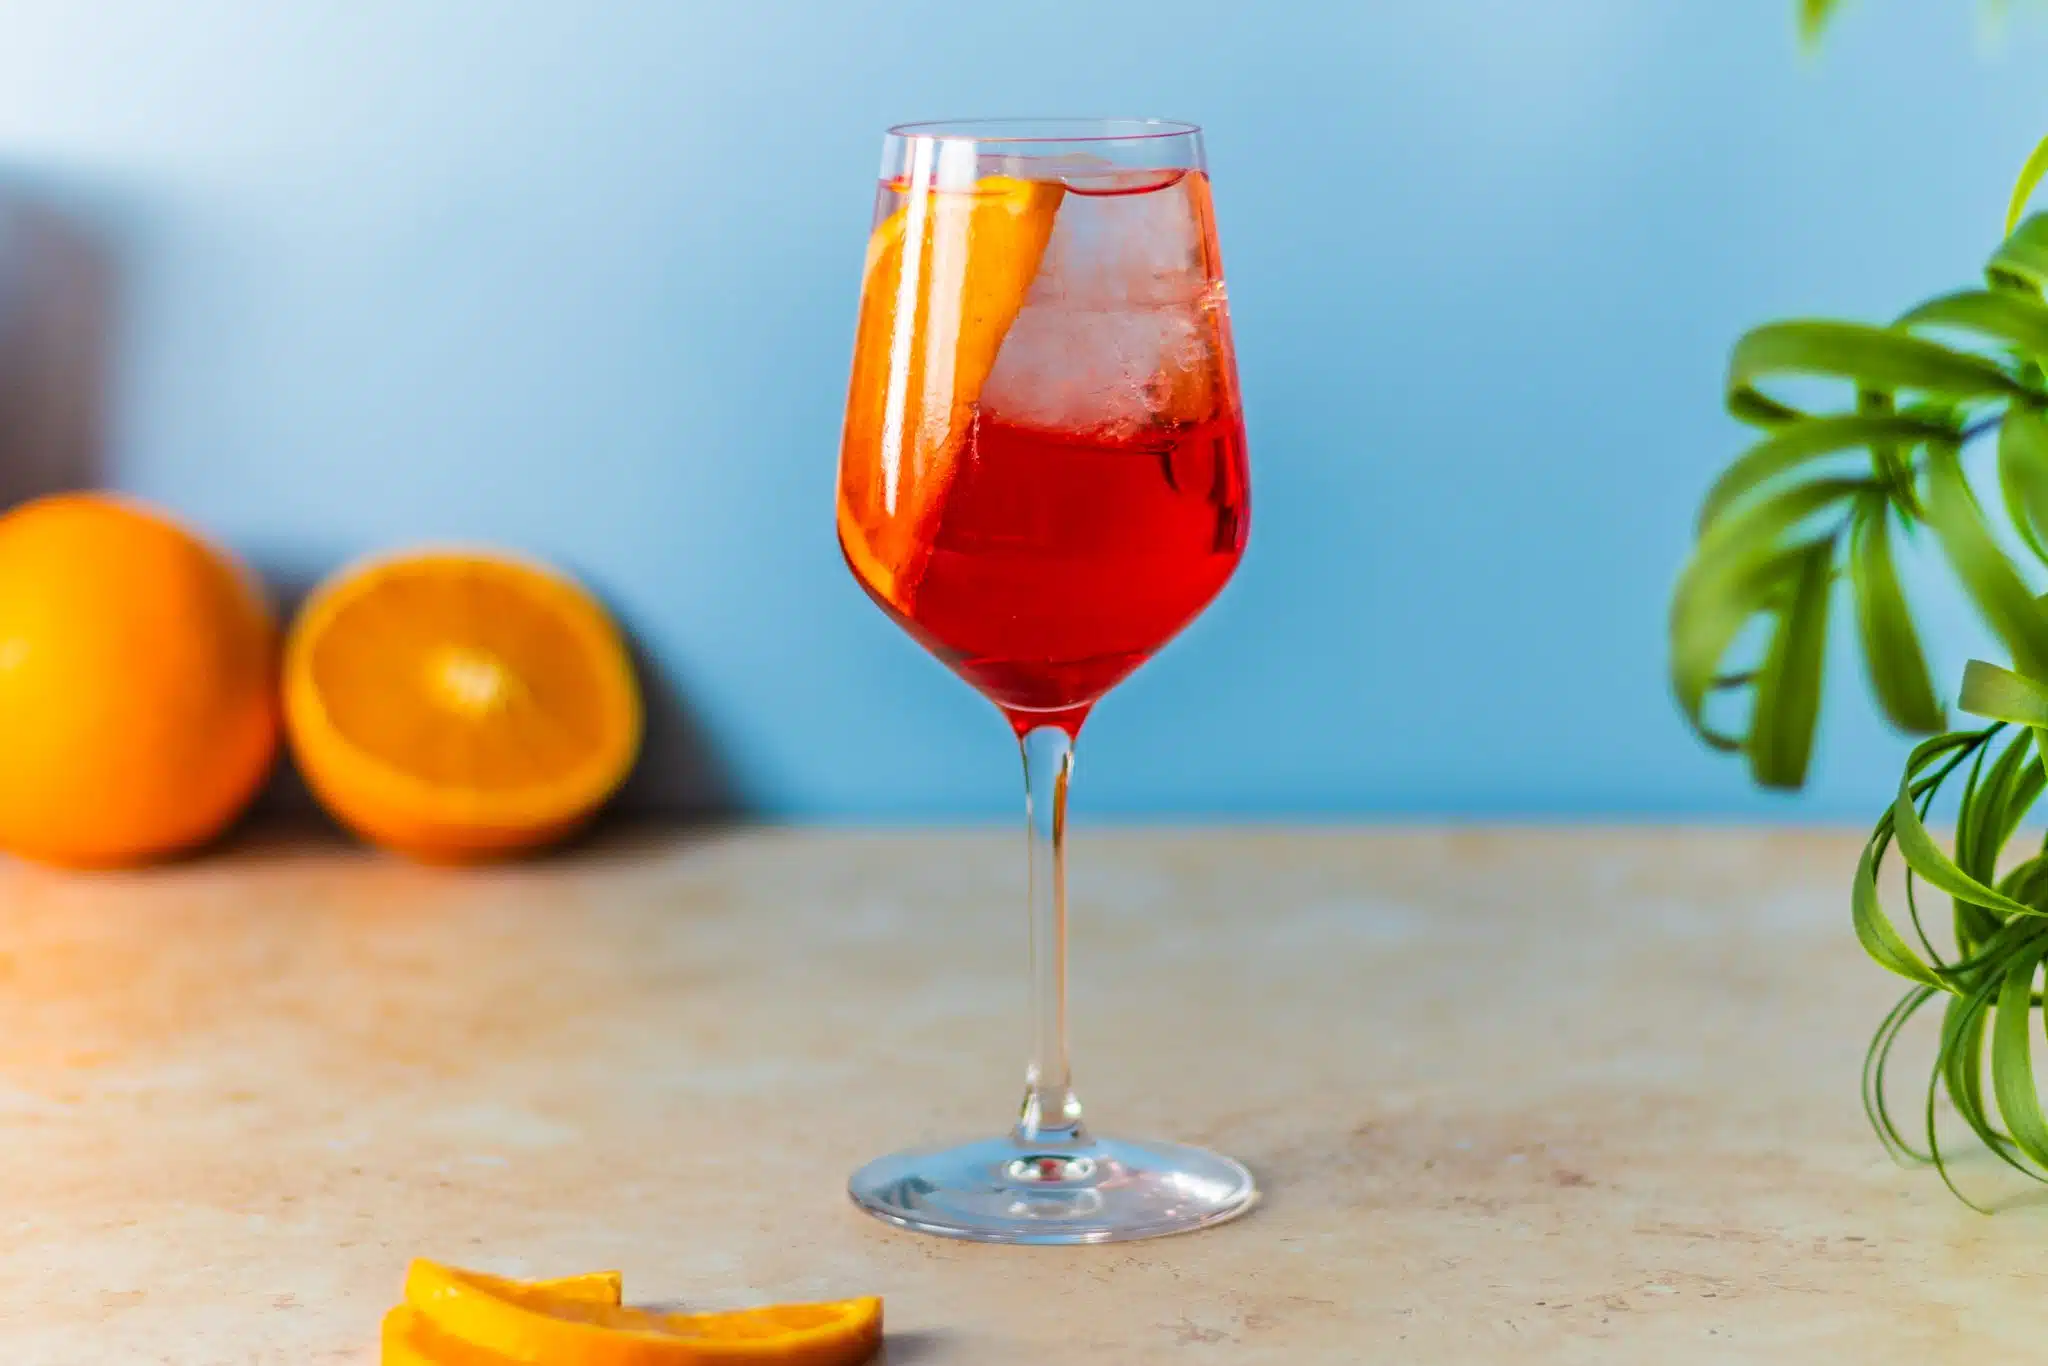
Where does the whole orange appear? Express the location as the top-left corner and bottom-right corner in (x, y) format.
(0, 494), (279, 866)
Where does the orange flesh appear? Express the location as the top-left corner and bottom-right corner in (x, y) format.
(837, 174), (1064, 612)
(307, 570), (611, 789)
(285, 553), (641, 858)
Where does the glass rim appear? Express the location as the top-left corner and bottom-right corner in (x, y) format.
(886, 117), (1201, 145)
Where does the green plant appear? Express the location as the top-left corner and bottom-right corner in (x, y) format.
(1801, 0), (1845, 45)
(1671, 7), (2048, 1199)
(1675, 207), (2048, 1207)
(1801, 0), (2036, 48)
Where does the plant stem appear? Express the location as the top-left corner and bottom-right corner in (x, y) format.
(1962, 414), (2003, 445)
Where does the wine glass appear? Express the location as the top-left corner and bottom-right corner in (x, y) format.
(837, 118), (1254, 1243)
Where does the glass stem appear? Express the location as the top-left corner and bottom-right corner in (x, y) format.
(1016, 724), (1085, 1146)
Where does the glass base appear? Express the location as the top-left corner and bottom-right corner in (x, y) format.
(848, 1132), (1258, 1244)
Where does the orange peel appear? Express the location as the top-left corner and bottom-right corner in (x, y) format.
(395, 1260), (882, 1365)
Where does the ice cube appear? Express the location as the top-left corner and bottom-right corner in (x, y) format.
(981, 297), (1219, 439)
(977, 170), (1220, 438)
(1027, 174), (1207, 312)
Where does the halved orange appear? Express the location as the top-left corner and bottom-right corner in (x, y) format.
(837, 174), (1064, 612)
(284, 551), (642, 861)
(401, 1260), (882, 1365)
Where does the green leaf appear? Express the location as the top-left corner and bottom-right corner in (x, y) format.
(1961, 659), (2048, 728)
(1935, 984), (2026, 1203)
(1991, 214), (2048, 296)
(1942, 989), (1997, 1145)
(2010, 147), (2048, 243)
(1924, 448), (2048, 679)
(1999, 851), (2048, 909)
(1952, 897), (2048, 976)
(1728, 322), (2024, 429)
(1890, 770), (2042, 923)
(1958, 730), (2044, 905)
(1748, 542), (1833, 787)
(1853, 728), (1999, 987)
(1700, 413), (1959, 534)
(1670, 479), (1863, 737)
(1866, 984), (1941, 1164)
(1995, 942), (2048, 1167)
(1952, 733), (2008, 957)
(1849, 499), (1944, 733)
(1856, 389), (1920, 513)
(1901, 289), (2048, 365)
(1854, 837), (1947, 988)
(1999, 405), (2048, 566)
(1672, 479), (1857, 672)
(1799, 0), (1842, 45)
(1691, 475), (1866, 566)
(2004, 745), (2047, 863)
(1671, 552), (1800, 748)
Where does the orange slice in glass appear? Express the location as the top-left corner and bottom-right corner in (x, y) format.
(284, 551), (643, 862)
(837, 174), (1064, 612)
(400, 1260), (883, 1365)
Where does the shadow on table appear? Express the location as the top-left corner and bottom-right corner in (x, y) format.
(610, 629), (746, 824)
(1972, 1169), (2048, 1215)
(878, 1329), (955, 1364)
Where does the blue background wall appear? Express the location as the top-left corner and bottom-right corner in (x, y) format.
(0, 0), (2042, 820)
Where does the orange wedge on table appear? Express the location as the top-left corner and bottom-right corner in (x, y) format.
(388, 1261), (882, 1365)
(837, 174), (1064, 612)
(385, 1272), (623, 1365)
(285, 551), (642, 861)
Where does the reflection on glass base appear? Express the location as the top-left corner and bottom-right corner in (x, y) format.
(848, 1133), (1257, 1245)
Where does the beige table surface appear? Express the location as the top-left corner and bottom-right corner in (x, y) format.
(1, 827), (2041, 1364)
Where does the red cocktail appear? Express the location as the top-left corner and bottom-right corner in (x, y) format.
(837, 119), (1255, 1244)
